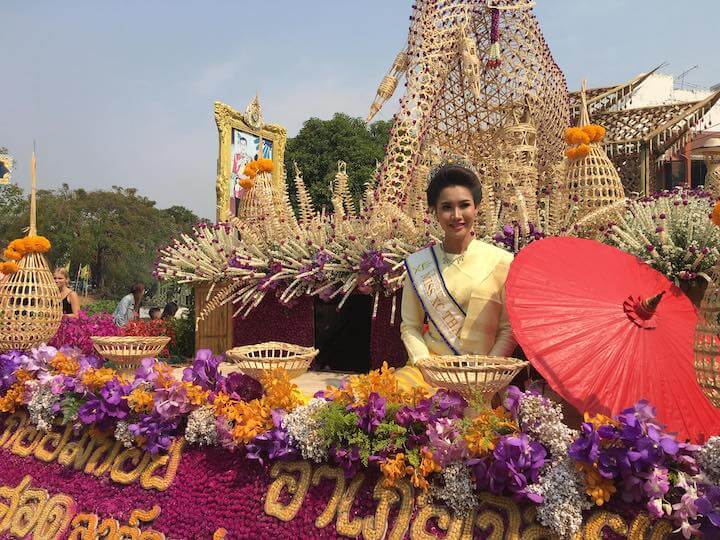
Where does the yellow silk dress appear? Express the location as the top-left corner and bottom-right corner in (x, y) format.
(395, 239), (517, 390)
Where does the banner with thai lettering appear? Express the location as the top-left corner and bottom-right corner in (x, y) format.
(0, 412), (669, 540)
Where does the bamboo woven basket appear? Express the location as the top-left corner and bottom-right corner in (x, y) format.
(693, 267), (720, 407)
(416, 355), (528, 411)
(91, 336), (170, 376)
(225, 341), (318, 380)
(0, 252), (62, 352)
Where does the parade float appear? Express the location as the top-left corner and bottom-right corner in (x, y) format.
(3, 1), (720, 539)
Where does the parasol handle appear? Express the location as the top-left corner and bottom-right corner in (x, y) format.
(636, 291), (665, 319)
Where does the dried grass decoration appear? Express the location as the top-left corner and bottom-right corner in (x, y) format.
(0, 152), (62, 351)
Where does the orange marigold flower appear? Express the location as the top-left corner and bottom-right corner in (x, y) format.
(49, 352), (80, 376)
(257, 158), (274, 173)
(126, 388), (155, 414)
(239, 177), (255, 189)
(565, 147), (577, 160)
(465, 407), (518, 456)
(575, 143), (591, 159)
(243, 161), (260, 177)
(3, 248), (22, 261)
(380, 453), (409, 487)
(564, 127), (590, 146)
(0, 383), (25, 413)
(15, 369), (33, 384)
(0, 261), (19, 275)
(212, 392), (234, 417)
(711, 202), (720, 227)
(81, 367), (116, 390)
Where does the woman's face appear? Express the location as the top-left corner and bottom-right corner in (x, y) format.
(54, 272), (67, 289)
(434, 185), (478, 242)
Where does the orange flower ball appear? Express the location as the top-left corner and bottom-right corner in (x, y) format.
(239, 178), (255, 190)
(576, 144), (591, 158)
(711, 201), (720, 226)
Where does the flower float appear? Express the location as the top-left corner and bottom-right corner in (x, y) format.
(1, 347), (720, 537)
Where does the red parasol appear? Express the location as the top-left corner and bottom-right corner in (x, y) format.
(505, 236), (720, 442)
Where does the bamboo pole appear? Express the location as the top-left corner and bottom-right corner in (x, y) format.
(29, 148), (37, 237)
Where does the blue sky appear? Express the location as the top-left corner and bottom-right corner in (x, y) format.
(2, 1), (718, 219)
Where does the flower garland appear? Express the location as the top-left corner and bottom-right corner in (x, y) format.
(564, 125), (605, 161)
(1, 235), (51, 274)
(2, 347), (719, 537)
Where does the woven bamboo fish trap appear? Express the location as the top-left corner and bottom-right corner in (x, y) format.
(0, 154), (62, 352)
(563, 82), (625, 219)
(416, 355), (528, 412)
(693, 267), (720, 407)
(225, 341), (318, 381)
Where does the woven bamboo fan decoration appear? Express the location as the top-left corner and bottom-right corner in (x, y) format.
(693, 265), (720, 407)
(563, 81), (625, 220)
(0, 151), (62, 352)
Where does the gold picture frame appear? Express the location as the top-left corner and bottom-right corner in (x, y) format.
(0, 150), (13, 185)
(214, 97), (287, 221)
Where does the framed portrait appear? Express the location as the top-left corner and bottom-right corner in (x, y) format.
(214, 98), (286, 221)
(0, 150), (13, 185)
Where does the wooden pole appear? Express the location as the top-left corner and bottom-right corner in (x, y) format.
(685, 139), (693, 188)
(29, 148), (37, 237)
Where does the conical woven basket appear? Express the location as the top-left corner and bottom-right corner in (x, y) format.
(563, 82), (625, 219)
(0, 252), (62, 352)
(693, 267), (720, 407)
(225, 341), (318, 380)
(416, 355), (528, 410)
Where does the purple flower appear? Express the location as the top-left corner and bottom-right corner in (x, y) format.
(569, 423), (600, 463)
(0, 351), (21, 393)
(427, 418), (468, 466)
(332, 445), (361, 478)
(128, 413), (179, 454)
(182, 349), (223, 391)
(154, 384), (192, 420)
(353, 392), (386, 434)
(219, 372), (263, 402)
(503, 386), (523, 418)
(428, 389), (467, 419)
(643, 467), (670, 499)
(246, 410), (298, 465)
(472, 434), (546, 502)
(77, 379), (131, 428)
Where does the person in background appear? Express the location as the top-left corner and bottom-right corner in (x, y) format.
(113, 282), (145, 327)
(149, 307), (162, 320)
(53, 267), (80, 317)
(161, 301), (178, 320)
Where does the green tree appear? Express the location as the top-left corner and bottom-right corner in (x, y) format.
(0, 184), (200, 298)
(284, 114), (392, 211)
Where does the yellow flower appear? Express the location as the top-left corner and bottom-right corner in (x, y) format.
(212, 391), (234, 417)
(80, 367), (116, 390)
(227, 398), (273, 443)
(0, 383), (25, 413)
(182, 382), (209, 406)
(3, 247), (21, 261)
(583, 411), (619, 430)
(380, 453), (409, 487)
(261, 368), (304, 411)
(15, 369), (33, 384)
(49, 352), (80, 376)
(465, 407), (519, 456)
(576, 462), (616, 505)
(126, 388), (155, 414)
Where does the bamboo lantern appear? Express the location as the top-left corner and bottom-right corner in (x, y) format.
(563, 81), (625, 219)
(0, 152), (62, 352)
(693, 265), (720, 407)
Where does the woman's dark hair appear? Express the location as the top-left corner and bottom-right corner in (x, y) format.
(130, 282), (145, 309)
(426, 165), (482, 207)
(162, 301), (178, 319)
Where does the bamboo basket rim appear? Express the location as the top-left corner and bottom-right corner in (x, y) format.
(91, 335), (171, 346)
(226, 341), (319, 360)
(416, 355), (529, 373)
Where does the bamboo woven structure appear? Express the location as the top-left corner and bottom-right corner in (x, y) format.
(563, 82), (625, 220)
(91, 336), (171, 376)
(225, 341), (318, 380)
(693, 266), (720, 407)
(416, 355), (528, 411)
(0, 152), (62, 352)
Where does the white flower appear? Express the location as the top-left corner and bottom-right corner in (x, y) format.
(185, 407), (218, 447)
(115, 421), (136, 448)
(433, 462), (478, 517)
(698, 436), (720, 485)
(27, 386), (58, 433)
(284, 398), (329, 463)
(517, 394), (577, 460)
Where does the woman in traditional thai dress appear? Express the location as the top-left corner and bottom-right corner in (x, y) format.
(396, 164), (516, 388)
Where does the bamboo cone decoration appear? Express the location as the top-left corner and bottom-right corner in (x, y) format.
(563, 81), (625, 220)
(0, 151), (62, 352)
